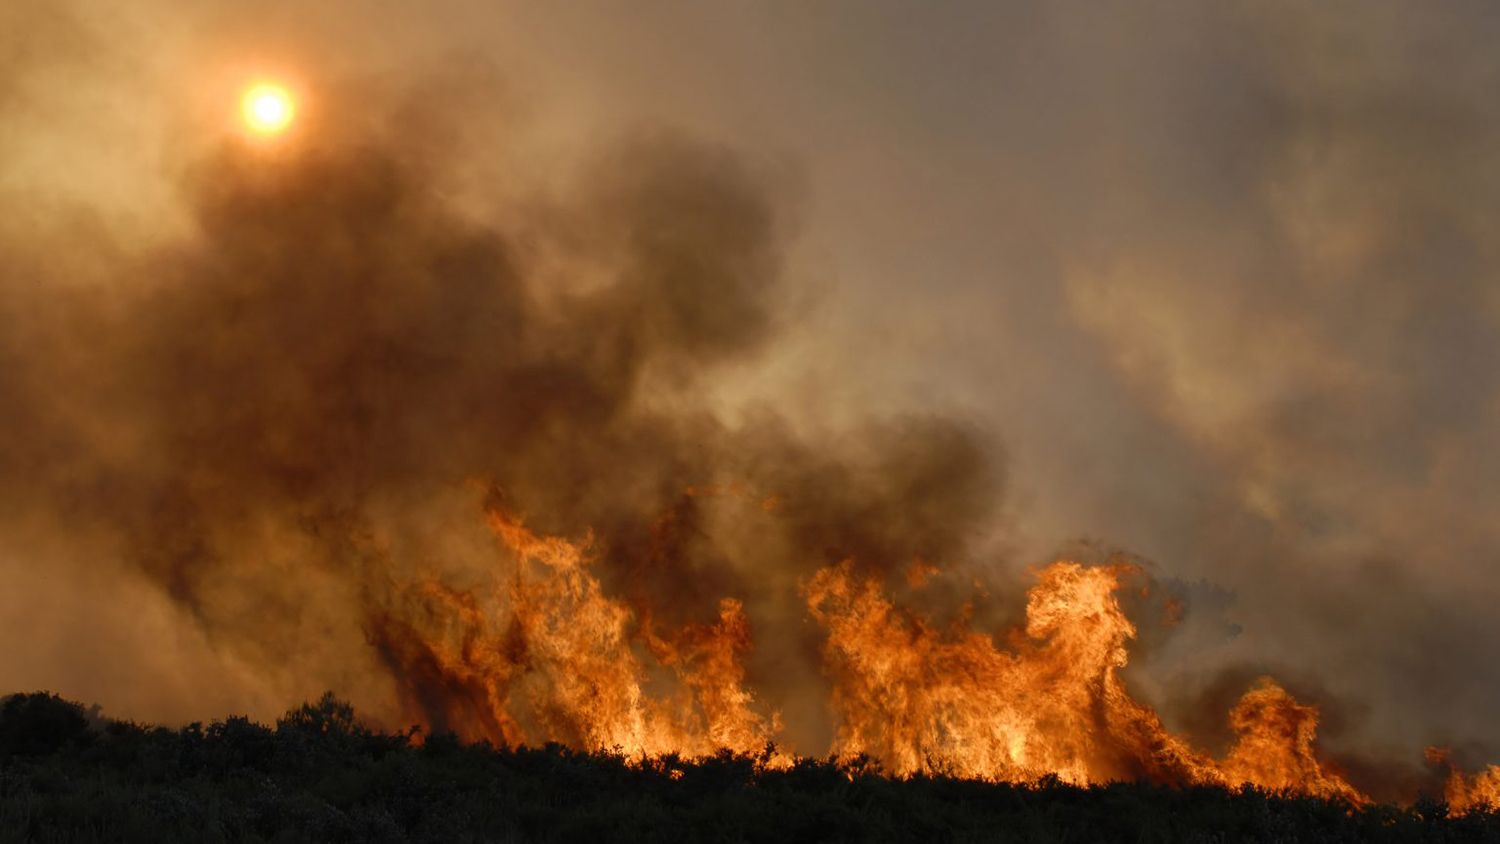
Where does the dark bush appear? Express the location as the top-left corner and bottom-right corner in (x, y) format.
(2, 691), (1499, 843)
(0, 691), (93, 757)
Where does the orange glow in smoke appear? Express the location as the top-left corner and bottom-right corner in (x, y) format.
(358, 487), (1497, 810)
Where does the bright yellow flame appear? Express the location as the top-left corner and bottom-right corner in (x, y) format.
(242, 84), (295, 134)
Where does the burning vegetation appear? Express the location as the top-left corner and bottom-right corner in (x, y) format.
(370, 499), (778, 759)
(0, 95), (1495, 821)
(368, 493), (1377, 803)
(1428, 749), (1500, 816)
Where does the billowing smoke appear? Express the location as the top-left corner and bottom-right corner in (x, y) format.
(0, 64), (1002, 755)
(3, 0), (1500, 808)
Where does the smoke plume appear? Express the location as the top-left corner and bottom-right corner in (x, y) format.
(3, 0), (1499, 808)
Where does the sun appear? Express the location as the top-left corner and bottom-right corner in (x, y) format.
(241, 84), (296, 134)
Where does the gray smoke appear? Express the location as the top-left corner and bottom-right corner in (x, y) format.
(2, 0), (1498, 797)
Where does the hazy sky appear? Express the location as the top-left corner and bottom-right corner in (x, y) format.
(3, 0), (1498, 776)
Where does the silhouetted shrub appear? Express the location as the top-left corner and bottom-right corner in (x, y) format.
(0, 692), (93, 757)
(2, 691), (1499, 843)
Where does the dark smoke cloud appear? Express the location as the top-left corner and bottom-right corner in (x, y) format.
(0, 69), (1003, 750)
(4, 0), (1500, 785)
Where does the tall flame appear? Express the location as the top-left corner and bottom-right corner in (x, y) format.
(1427, 749), (1500, 814)
(355, 492), (1500, 809)
(370, 502), (776, 757)
(805, 561), (1361, 799)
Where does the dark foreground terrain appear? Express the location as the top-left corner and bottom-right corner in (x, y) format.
(1, 692), (1496, 844)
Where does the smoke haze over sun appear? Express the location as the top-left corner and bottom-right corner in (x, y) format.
(2, 0), (1499, 811)
(241, 83), (295, 134)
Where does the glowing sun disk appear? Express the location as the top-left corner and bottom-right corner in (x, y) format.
(242, 84), (295, 134)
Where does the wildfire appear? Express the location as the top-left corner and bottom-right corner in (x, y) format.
(360, 489), (1500, 810)
(372, 499), (777, 758)
(806, 561), (1361, 799)
(1427, 749), (1500, 815)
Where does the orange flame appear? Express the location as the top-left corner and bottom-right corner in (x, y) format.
(1427, 748), (1500, 814)
(361, 493), (1500, 808)
(1220, 680), (1362, 802)
(371, 505), (776, 757)
(805, 561), (1362, 799)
